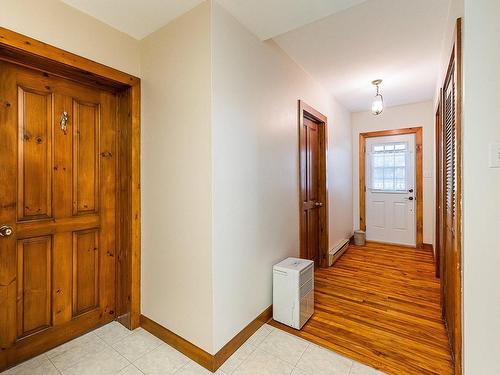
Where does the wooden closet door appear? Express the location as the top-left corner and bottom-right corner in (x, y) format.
(0, 61), (117, 369)
(440, 19), (462, 374)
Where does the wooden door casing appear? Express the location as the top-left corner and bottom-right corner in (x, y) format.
(359, 127), (424, 248)
(437, 19), (462, 375)
(0, 61), (117, 369)
(299, 101), (328, 268)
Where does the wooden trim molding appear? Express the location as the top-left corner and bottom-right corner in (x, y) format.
(359, 127), (424, 248)
(0, 27), (141, 330)
(0, 27), (138, 87)
(298, 100), (329, 267)
(140, 307), (273, 372)
(140, 315), (214, 370)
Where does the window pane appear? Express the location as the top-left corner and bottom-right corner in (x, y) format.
(383, 179), (394, 190)
(373, 154), (384, 167)
(395, 143), (406, 150)
(395, 179), (406, 190)
(373, 167), (383, 179)
(370, 142), (409, 191)
(384, 168), (394, 179)
(394, 153), (405, 167)
(384, 154), (395, 167)
(395, 167), (405, 179)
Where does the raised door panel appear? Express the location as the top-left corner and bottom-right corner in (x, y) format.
(371, 201), (386, 229)
(17, 87), (53, 221)
(73, 100), (100, 216)
(306, 120), (319, 202)
(392, 202), (408, 230)
(72, 229), (100, 316)
(16, 236), (52, 338)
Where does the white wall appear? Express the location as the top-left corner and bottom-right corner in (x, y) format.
(329, 100), (354, 250)
(434, 0), (464, 104)
(0, 0), (140, 76)
(462, 0), (500, 372)
(211, 2), (352, 352)
(140, 2), (214, 353)
(351, 101), (435, 245)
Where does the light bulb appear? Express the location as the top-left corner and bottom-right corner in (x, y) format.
(371, 94), (384, 115)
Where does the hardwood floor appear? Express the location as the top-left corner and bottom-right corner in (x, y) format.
(269, 242), (454, 375)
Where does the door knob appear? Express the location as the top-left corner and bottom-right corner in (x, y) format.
(408, 197), (414, 201)
(408, 189), (414, 193)
(0, 225), (13, 237)
(314, 202), (323, 207)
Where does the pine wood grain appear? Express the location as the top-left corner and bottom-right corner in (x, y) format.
(269, 243), (453, 375)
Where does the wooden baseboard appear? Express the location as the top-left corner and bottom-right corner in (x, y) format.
(140, 315), (214, 370)
(423, 243), (434, 253)
(213, 306), (273, 369)
(140, 305), (273, 372)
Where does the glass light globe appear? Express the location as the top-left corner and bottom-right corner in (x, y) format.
(371, 94), (384, 115)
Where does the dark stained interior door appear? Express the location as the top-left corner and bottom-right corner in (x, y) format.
(0, 60), (117, 369)
(300, 117), (322, 267)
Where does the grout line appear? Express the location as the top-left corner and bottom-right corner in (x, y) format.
(294, 342), (310, 368)
(47, 355), (63, 375)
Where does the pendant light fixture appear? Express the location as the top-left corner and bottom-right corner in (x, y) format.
(371, 79), (384, 115)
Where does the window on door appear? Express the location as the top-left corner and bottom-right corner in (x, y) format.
(370, 142), (408, 191)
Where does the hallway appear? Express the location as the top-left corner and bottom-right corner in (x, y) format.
(270, 243), (453, 374)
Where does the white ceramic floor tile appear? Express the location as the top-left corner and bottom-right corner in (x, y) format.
(133, 344), (189, 375)
(61, 347), (130, 375)
(48, 333), (109, 371)
(175, 361), (213, 374)
(218, 343), (256, 374)
(245, 325), (274, 347)
(118, 364), (145, 374)
(112, 328), (163, 362)
(291, 368), (310, 375)
(233, 348), (293, 375)
(94, 322), (134, 346)
(349, 362), (386, 375)
(258, 329), (309, 366)
(1, 354), (59, 375)
(296, 344), (352, 375)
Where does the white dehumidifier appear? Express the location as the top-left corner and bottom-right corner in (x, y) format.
(272, 257), (314, 329)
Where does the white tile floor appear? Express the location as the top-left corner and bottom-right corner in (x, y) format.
(1, 322), (385, 375)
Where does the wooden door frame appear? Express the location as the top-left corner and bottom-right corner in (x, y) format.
(298, 100), (329, 268)
(0, 28), (141, 330)
(359, 127), (424, 248)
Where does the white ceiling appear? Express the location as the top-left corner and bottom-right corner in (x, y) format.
(215, 0), (369, 40)
(61, 0), (204, 39)
(274, 0), (451, 111)
(61, 0), (451, 112)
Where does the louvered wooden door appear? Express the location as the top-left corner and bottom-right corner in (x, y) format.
(0, 61), (117, 368)
(439, 20), (462, 374)
(443, 67), (457, 346)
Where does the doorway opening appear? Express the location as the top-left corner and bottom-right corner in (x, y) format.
(359, 127), (423, 248)
(298, 100), (328, 268)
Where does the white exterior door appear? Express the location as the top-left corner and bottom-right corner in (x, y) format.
(365, 134), (416, 246)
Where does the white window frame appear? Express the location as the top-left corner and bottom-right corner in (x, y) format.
(367, 141), (409, 193)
